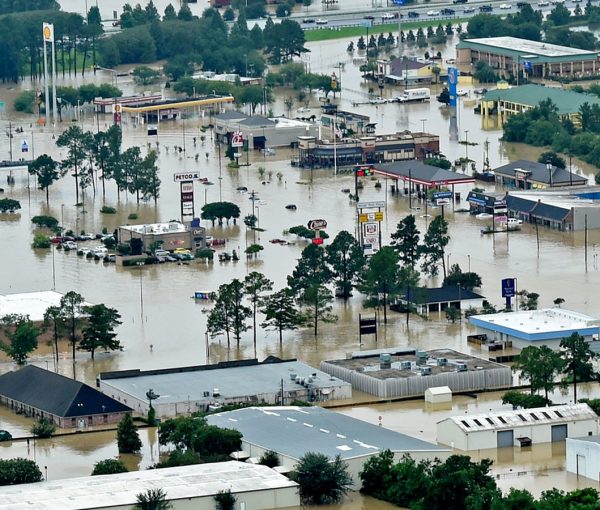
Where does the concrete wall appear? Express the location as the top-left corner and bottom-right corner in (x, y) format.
(321, 363), (511, 399)
(438, 418), (600, 451)
(566, 438), (600, 481)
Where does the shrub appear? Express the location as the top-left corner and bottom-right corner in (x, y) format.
(259, 450), (280, 468)
(0, 458), (43, 485)
(117, 243), (131, 255)
(100, 206), (117, 214)
(32, 234), (51, 249)
(128, 213), (138, 220)
(14, 91), (35, 113)
(91, 458), (128, 476)
(502, 391), (550, 409)
(215, 489), (237, 510)
(195, 247), (214, 260)
(31, 418), (56, 438)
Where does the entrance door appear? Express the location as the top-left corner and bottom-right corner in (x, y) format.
(551, 424), (568, 442)
(497, 430), (514, 448)
(576, 454), (586, 477)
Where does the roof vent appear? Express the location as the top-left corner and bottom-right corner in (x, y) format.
(213, 388), (220, 397)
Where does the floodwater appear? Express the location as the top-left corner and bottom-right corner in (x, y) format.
(1, 32), (600, 497)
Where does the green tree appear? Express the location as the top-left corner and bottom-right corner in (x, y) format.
(547, 3), (571, 24)
(214, 489), (236, 510)
(163, 3), (176, 20)
(201, 202), (241, 225)
(390, 214), (421, 267)
(421, 216), (450, 278)
(80, 304), (122, 360)
(31, 215), (59, 229)
(325, 230), (365, 299)
(0, 458), (43, 485)
(207, 280), (251, 347)
(359, 247), (402, 324)
(502, 390), (550, 409)
(560, 332), (596, 403)
(28, 155), (64, 204)
(60, 291), (85, 363)
(117, 413), (142, 454)
(92, 458), (128, 475)
(288, 244), (336, 336)
(512, 346), (564, 400)
(0, 314), (39, 365)
(442, 264), (483, 290)
(56, 126), (93, 205)
(259, 450), (280, 468)
(32, 234), (51, 249)
(260, 289), (304, 344)
(473, 61), (498, 83)
(134, 488), (172, 510)
(132, 66), (161, 85)
(292, 453), (352, 505)
(0, 199), (21, 213)
(243, 272), (273, 352)
(43, 305), (64, 366)
(538, 150), (566, 169)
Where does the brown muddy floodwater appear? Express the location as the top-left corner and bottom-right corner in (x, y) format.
(0, 35), (599, 499)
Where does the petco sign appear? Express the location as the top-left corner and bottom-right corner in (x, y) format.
(174, 172), (202, 182)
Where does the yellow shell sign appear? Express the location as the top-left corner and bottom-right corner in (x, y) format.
(42, 23), (53, 42)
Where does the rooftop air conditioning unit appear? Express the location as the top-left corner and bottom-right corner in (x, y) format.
(416, 350), (428, 362)
(290, 372), (297, 381)
(436, 358), (448, 366)
(380, 353), (392, 369)
(400, 361), (412, 370)
(420, 366), (432, 376)
(455, 363), (468, 372)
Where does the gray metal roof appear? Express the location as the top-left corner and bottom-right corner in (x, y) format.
(494, 160), (587, 186)
(207, 406), (447, 461)
(373, 161), (475, 186)
(100, 359), (350, 405)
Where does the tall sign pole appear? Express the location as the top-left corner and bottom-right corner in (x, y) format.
(50, 24), (57, 124)
(42, 23), (51, 125)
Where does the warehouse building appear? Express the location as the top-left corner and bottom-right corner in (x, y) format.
(319, 348), (511, 399)
(0, 462), (299, 510)
(457, 37), (600, 79)
(566, 436), (600, 481)
(437, 403), (599, 451)
(215, 111), (318, 150)
(481, 84), (600, 126)
(207, 406), (450, 488)
(0, 366), (131, 429)
(98, 357), (351, 418)
(469, 308), (600, 350)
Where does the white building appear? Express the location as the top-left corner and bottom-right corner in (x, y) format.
(99, 358), (352, 418)
(425, 386), (452, 404)
(437, 403), (599, 451)
(207, 406), (451, 488)
(566, 436), (600, 480)
(118, 221), (206, 253)
(0, 461), (299, 510)
(0, 291), (93, 322)
(469, 308), (600, 350)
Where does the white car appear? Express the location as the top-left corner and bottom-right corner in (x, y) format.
(463, 6), (476, 12)
(369, 97), (387, 104)
(381, 12), (396, 19)
(296, 107), (310, 113)
(315, 18), (328, 24)
(538, 0), (549, 5)
(499, 3), (511, 8)
(63, 241), (78, 250)
(456, 89), (469, 96)
(427, 10), (440, 15)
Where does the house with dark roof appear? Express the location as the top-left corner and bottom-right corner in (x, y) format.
(494, 160), (587, 189)
(395, 287), (485, 316)
(377, 57), (441, 84)
(0, 366), (131, 428)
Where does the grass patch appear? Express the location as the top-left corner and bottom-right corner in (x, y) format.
(305, 19), (468, 42)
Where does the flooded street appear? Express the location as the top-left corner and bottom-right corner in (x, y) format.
(1, 30), (600, 500)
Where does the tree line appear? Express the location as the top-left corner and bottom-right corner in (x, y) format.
(207, 215), (470, 345)
(28, 124), (161, 206)
(502, 98), (600, 176)
(0, 291), (121, 366)
(360, 450), (600, 509)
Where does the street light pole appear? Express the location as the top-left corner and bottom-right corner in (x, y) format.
(136, 262), (144, 321)
(464, 130), (469, 160)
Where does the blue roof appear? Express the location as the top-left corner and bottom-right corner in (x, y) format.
(207, 406), (447, 461)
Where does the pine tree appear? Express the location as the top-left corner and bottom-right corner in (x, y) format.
(117, 414), (142, 454)
(261, 289), (304, 344)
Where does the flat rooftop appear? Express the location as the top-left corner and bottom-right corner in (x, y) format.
(0, 461), (297, 510)
(470, 308), (600, 341)
(461, 36), (598, 58)
(119, 221), (188, 234)
(441, 403), (597, 433)
(100, 359), (350, 404)
(321, 348), (502, 380)
(207, 406), (448, 460)
(0, 291), (92, 322)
